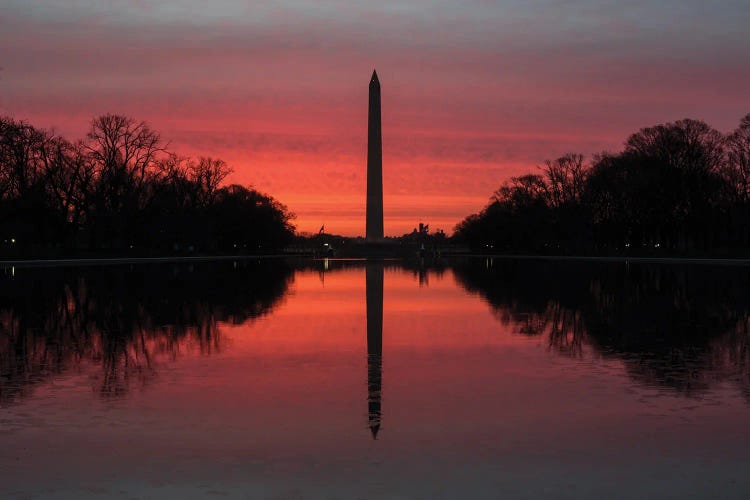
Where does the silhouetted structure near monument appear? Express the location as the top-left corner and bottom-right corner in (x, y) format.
(366, 262), (384, 438)
(366, 70), (384, 241)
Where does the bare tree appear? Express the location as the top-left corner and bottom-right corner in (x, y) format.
(86, 114), (166, 211)
(39, 136), (92, 229)
(541, 153), (588, 208)
(492, 174), (548, 211)
(190, 157), (232, 207)
(725, 113), (750, 201)
(625, 118), (724, 174)
(0, 116), (47, 200)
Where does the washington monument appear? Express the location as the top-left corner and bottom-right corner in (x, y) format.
(366, 70), (384, 241)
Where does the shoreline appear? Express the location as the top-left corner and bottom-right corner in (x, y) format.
(0, 254), (290, 268)
(3, 252), (750, 268)
(458, 253), (750, 266)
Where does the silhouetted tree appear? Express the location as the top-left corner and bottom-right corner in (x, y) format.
(38, 135), (91, 244)
(455, 165), (588, 252)
(725, 114), (750, 201)
(542, 153), (587, 208)
(85, 114), (166, 249)
(209, 184), (295, 252)
(0, 114), (296, 256)
(191, 157), (232, 207)
(0, 117), (66, 250)
(587, 119), (727, 251)
(456, 115), (749, 256)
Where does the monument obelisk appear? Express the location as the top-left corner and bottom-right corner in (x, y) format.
(366, 70), (384, 241)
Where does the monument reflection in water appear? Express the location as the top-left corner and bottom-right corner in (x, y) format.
(1, 259), (750, 498)
(366, 262), (383, 439)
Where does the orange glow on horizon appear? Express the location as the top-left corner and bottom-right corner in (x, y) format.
(4, 5), (748, 237)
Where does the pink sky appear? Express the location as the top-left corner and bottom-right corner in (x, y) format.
(2, 1), (748, 235)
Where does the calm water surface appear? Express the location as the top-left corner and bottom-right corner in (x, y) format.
(1, 259), (749, 498)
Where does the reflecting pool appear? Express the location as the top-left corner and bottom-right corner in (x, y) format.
(1, 258), (749, 498)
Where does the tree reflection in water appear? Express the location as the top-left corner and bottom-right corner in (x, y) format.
(4, 258), (749, 410)
(0, 260), (293, 404)
(453, 258), (750, 400)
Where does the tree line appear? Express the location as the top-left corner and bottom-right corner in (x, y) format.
(0, 114), (295, 257)
(454, 114), (750, 255)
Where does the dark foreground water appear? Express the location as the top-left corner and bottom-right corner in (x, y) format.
(1, 258), (749, 498)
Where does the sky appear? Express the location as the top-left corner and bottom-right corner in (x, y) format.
(1, 1), (749, 236)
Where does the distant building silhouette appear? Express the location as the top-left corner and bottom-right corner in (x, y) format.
(366, 70), (384, 241)
(366, 262), (384, 438)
